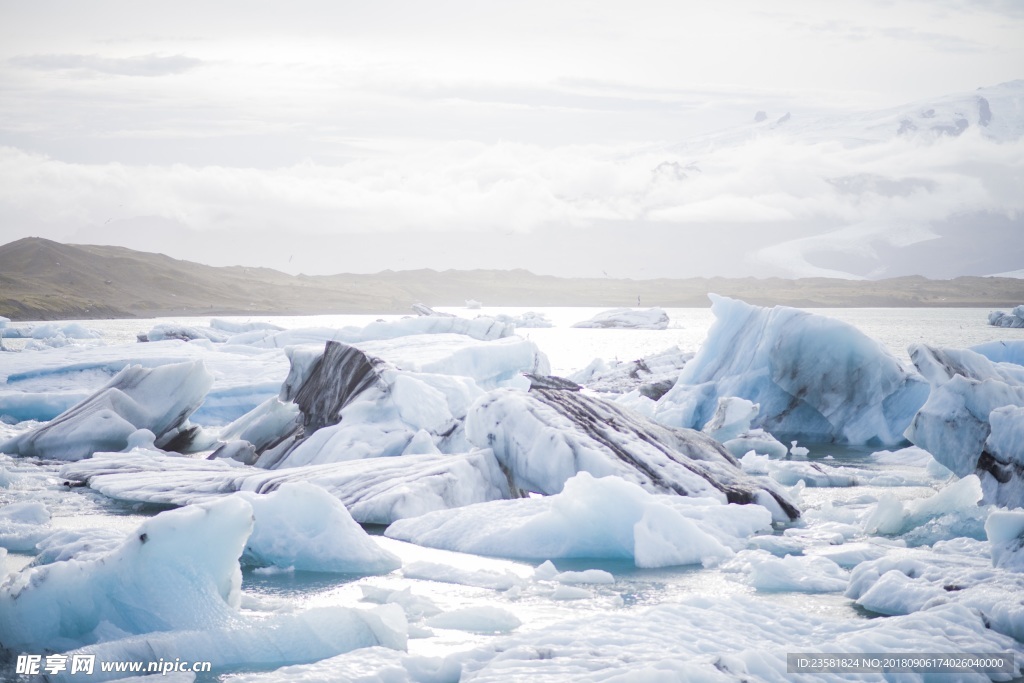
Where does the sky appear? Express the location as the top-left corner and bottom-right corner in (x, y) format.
(0, 0), (1022, 279)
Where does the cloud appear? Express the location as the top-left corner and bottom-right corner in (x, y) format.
(0, 97), (1020, 278)
(8, 53), (204, 77)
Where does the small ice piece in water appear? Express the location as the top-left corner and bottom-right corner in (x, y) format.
(789, 440), (809, 457)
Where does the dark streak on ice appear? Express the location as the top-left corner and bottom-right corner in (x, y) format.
(292, 341), (385, 433)
(527, 380), (800, 520)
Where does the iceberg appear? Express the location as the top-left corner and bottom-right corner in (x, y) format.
(570, 346), (692, 398)
(653, 295), (929, 446)
(0, 360), (214, 460)
(904, 344), (1024, 507)
(988, 305), (1024, 328)
(0, 497), (252, 651)
(60, 448), (511, 525)
(386, 471), (772, 568)
(237, 482), (400, 574)
(466, 379), (799, 521)
(571, 307), (669, 329)
(237, 336), (546, 468)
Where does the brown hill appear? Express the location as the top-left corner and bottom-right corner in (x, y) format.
(2, 237), (1023, 320)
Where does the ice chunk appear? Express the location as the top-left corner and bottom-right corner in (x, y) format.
(702, 396), (759, 442)
(0, 501), (51, 552)
(247, 338), (546, 468)
(729, 550), (850, 592)
(466, 382), (800, 521)
(654, 295), (929, 446)
(904, 346), (1024, 507)
(0, 497), (252, 651)
(1, 361), (213, 460)
(61, 449), (510, 525)
(846, 543), (1024, 641)
(986, 509), (1024, 571)
(402, 561), (524, 591)
(386, 472), (772, 568)
(238, 482), (400, 574)
(988, 305), (1024, 328)
(138, 323), (229, 343)
(863, 475), (987, 538)
(571, 307), (669, 329)
(483, 311), (553, 328)
(424, 606), (521, 634)
(571, 346), (692, 397)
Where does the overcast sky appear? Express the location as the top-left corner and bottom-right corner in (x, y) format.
(0, 0), (1021, 279)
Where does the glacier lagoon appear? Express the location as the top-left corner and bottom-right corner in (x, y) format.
(1, 305), (1024, 682)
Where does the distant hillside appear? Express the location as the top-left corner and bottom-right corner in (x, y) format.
(2, 238), (1023, 320)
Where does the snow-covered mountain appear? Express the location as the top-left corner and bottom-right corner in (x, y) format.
(652, 80), (1024, 280)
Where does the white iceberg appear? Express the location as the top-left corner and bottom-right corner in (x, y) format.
(386, 471), (772, 568)
(986, 509), (1024, 572)
(654, 295), (929, 446)
(1, 360), (214, 460)
(571, 307), (669, 330)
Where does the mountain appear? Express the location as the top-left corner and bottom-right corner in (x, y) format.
(2, 238), (1023, 321)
